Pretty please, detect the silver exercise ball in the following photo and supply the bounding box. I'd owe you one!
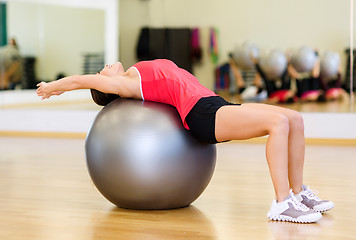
[291,46,317,72]
[320,51,340,78]
[85,98,216,210]
[259,48,287,79]
[233,41,259,69]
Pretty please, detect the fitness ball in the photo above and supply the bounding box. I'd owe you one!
[291,46,317,72]
[320,51,340,79]
[85,98,217,210]
[233,41,259,69]
[259,48,287,79]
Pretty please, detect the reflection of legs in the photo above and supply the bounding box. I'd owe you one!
[299,78,325,102]
[0,70,10,89]
[229,59,245,91]
[215,104,290,202]
[241,103,305,194]
[0,62,21,89]
[326,88,348,101]
[268,90,297,104]
[300,90,324,102]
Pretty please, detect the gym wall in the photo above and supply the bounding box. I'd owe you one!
[119,0,351,91]
[7,2,105,81]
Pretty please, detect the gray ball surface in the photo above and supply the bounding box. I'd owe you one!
[259,49,287,79]
[320,51,340,78]
[85,98,216,210]
[233,41,259,69]
[291,46,317,72]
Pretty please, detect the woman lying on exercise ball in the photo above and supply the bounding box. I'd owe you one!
[36,59,334,223]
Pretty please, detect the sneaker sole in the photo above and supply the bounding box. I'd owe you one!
[314,205,334,213]
[267,211,322,223]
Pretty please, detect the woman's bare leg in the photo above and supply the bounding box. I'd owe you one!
[215,104,291,202]
[240,103,305,195]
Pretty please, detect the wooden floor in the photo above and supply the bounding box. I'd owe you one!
[0,137,356,240]
[220,91,356,113]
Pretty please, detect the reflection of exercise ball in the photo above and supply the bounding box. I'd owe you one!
[233,41,259,69]
[85,98,216,210]
[291,46,317,72]
[259,49,287,79]
[92,206,216,239]
[320,51,340,78]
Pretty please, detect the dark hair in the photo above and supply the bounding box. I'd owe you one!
[90,89,120,106]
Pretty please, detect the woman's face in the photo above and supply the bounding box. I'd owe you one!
[99,62,125,76]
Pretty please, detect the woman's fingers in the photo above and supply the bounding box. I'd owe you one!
[36,81,45,87]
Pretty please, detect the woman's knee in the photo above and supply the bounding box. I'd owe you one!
[288,110,304,132]
[269,113,290,135]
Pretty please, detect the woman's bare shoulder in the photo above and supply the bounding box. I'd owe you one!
[117,69,142,99]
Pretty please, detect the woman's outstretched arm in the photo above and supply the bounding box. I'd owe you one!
[36,74,128,100]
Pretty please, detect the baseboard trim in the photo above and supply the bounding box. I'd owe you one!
[0,131,355,145]
[231,137,356,146]
[0,131,86,139]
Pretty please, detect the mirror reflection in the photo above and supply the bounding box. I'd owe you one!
[0,0,355,113]
[1,1,104,89]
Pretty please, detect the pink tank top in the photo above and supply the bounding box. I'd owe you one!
[130,59,217,129]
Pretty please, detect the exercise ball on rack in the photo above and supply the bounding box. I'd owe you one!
[85,98,217,210]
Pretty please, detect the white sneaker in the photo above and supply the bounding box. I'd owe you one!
[267,192,322,223]
[295,185,334,213]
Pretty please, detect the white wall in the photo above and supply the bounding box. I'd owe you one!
[7,2,105,81]
[5,0,354,90]
[119,0,352,90]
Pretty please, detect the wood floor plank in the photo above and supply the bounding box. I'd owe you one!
[0,137,355,239]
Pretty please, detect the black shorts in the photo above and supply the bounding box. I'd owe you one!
[185,96,240,144]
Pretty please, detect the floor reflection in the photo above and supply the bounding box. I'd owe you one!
[91,205,217,240]
[268,214,334,240]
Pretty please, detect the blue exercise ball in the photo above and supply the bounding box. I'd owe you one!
[85,98,216,210]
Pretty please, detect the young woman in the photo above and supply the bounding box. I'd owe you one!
[36,59,334,223]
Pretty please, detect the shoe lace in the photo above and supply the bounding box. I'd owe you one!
[290,192,310,211]
[305,187,321,200]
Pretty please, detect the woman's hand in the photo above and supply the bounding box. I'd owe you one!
[36,81,63,100]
